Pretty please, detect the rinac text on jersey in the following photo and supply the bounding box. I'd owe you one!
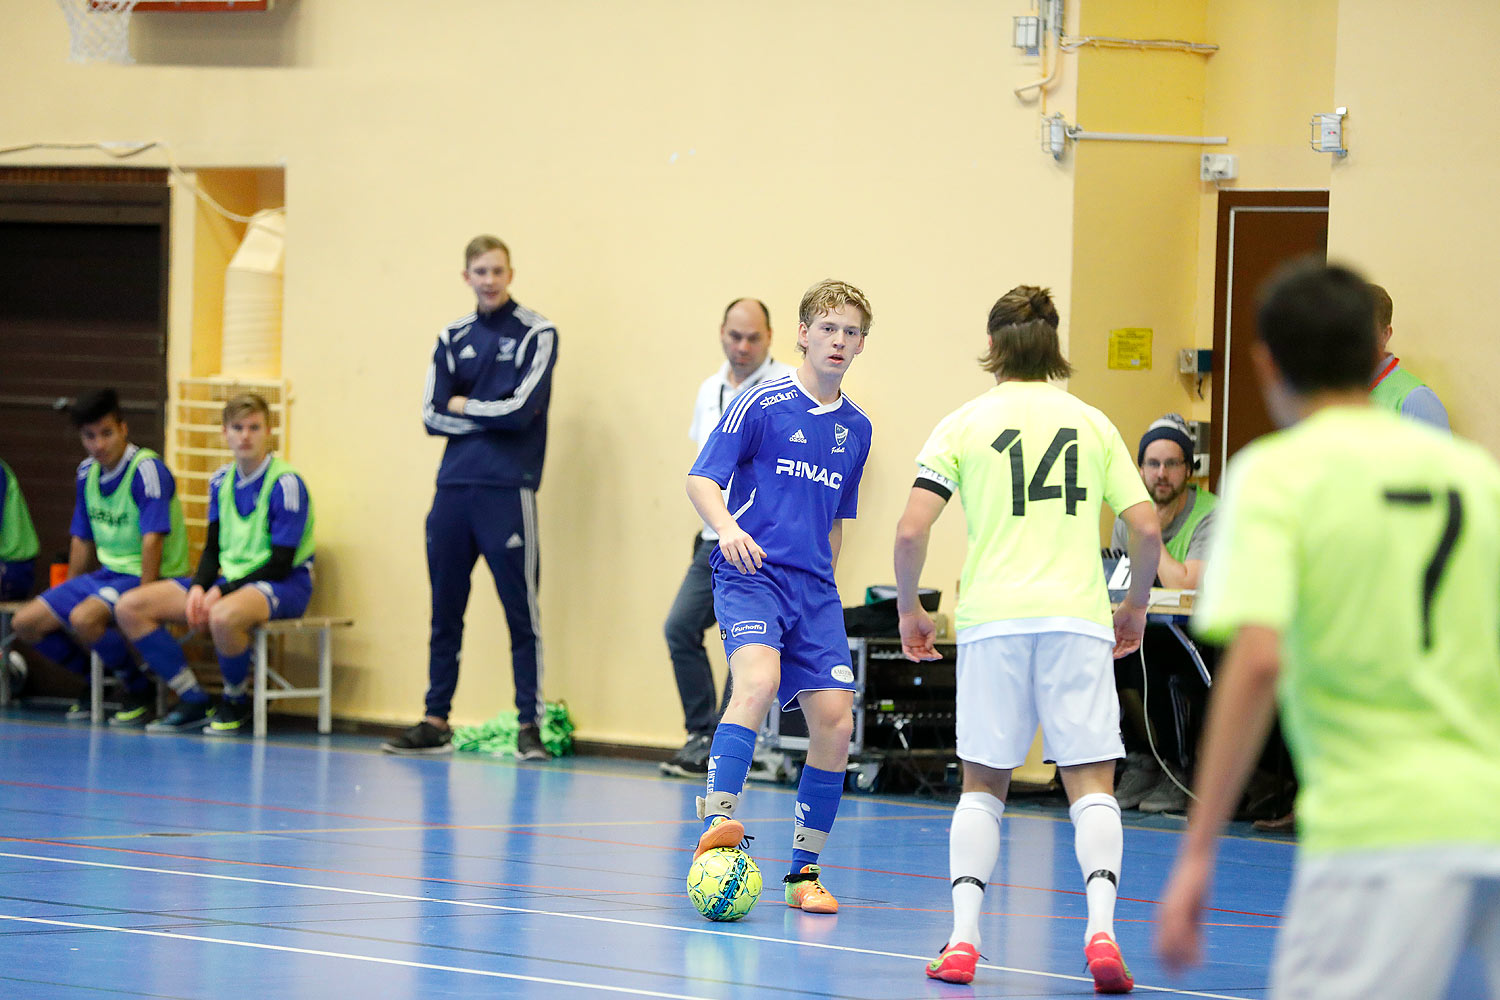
[691,373,872,583]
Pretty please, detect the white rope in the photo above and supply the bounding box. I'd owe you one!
[0,140,282,226]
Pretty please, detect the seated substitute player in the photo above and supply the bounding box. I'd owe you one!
[0,457,40,601]
[1157,262,1500,998]
[894,285,1161,991]
[117,393,315,734]
[685,279,874,915]
[7,389,190,724]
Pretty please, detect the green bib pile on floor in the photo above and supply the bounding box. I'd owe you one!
[452,701,574,757]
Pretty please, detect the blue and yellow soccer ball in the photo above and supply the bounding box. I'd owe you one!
[687,847,762,921]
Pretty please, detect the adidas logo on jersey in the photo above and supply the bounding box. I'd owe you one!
[505,533,524,549]
[789,429,807,444]
[458,345,477,359]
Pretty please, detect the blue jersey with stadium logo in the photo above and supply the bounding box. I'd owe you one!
[690,372,872,583]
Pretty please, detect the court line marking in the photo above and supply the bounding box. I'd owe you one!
[3,834,1284,921]
[0,833,1284,917]
[0,914,717,1000]
[0,850,1253,999]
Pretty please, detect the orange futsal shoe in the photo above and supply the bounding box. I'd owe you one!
[925,941,980,984]
[783,864,838,913]
[693,816,746,861]
[1084,932,1134,994]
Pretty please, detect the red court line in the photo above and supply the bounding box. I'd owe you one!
[0,779,410,824]
[0,836,676,897]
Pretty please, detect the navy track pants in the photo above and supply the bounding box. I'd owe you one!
[425,485,543,723]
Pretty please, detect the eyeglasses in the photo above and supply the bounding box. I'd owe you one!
[1142,458,1186,471]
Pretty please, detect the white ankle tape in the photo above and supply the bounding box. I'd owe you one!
[792,825,829,854]
[696,791,739,820]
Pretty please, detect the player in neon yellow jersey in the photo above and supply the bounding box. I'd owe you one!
[7,389,190,724]
[1157,262,1500,997]
[895,285,1161,992]
[117,393,315,735]
[0,457,39,601]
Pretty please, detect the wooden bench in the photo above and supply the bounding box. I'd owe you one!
[251,616,353,738]
[0,601,23,706]
[3,604,351,737]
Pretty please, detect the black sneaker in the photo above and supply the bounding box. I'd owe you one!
[205,698,251,735]
[382,720,453,756]
[660,732,711,777]
[108,691,157,728]
[146,700,213,733]
[515,724,550,761]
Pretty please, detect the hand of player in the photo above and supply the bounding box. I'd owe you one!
[195,586,224,630]
[184,585,208,629]
[446,395,469,415]
[716,525,765,574]
[1155,853,1211,972]
[899,610,941,661]
[1111,601,1147,658]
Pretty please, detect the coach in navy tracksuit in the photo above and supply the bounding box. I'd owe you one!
[384,235,558,760]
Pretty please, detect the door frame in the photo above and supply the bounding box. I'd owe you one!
[1210,190,1329,489]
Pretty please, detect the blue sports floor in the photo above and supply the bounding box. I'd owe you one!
[0,709,1298,998]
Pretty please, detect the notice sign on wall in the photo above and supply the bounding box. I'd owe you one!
[1108,328,1152,370]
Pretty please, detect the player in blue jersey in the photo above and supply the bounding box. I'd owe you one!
[117,394,316,734]
[385,235,559,759]
[7,389,186,725]
[686,279,874,914]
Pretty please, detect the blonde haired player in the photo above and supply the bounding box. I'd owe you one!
[894,285,1161,991]
[117,394,315,734]
[686,279,874,914]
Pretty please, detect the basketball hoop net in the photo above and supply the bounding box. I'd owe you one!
[56,0,142,65]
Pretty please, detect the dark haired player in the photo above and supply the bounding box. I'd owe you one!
[7,389,190,724]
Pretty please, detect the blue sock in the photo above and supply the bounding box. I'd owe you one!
[703,722,756,832]
[218,648,252,702]
[33,632,88,675]
[791,764,845,875]
[131,628,205,704]
[89,631,151,694]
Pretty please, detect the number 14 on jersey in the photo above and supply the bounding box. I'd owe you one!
[991,428,1087,516]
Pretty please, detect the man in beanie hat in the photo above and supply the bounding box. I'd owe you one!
[1108,414,1217,813]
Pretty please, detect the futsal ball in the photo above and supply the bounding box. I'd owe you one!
[687,847,762,921]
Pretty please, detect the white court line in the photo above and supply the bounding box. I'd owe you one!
[0,914,714,1000]
[0,851,1252,999]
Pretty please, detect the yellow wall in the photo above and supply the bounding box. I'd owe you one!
[1193,0,1337,423]
[1329,2,1500,452]
[1,2,1077,744]
[1069,0,1212,458]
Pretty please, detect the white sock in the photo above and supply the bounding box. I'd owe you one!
[1070,792,1123,944]
[948,791,1005,950]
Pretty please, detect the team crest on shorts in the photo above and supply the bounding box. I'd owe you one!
[730,620,767,637]
[831,665,854,683]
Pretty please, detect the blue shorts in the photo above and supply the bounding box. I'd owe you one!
[713,561,855,711]
[172,564,313,621]
[39,568,142,623]
[0,559,35,602]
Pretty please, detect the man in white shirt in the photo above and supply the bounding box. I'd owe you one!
[660,298,794,776]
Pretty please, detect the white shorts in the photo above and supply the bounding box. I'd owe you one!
[955,631,1123,770]
[1272,849,1500,1000]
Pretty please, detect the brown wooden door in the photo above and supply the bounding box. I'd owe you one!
[0,174,170,583]
[1209,191,1329,491]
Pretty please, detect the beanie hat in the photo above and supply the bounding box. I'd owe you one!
[1137,413,1195,466]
